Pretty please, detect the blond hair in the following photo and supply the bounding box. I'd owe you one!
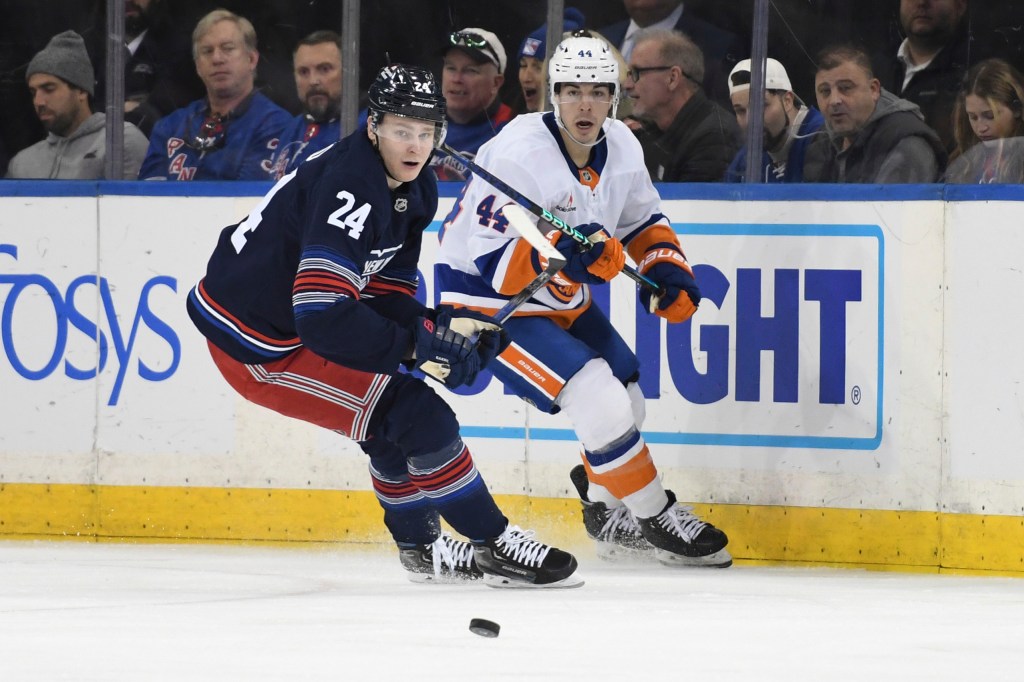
[192,9,257,59]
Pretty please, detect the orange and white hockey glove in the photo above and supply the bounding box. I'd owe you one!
[629,225,701,323]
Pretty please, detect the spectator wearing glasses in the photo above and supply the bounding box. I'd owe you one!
[431,28,515,181]
[723,58,825,183]
[623,28,740,182]
[138,9,291,180]
[6,30,149,179]
[804,43,946,183]
[268,30,344,180]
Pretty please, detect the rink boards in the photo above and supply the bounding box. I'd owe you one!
[1,181,1022,575]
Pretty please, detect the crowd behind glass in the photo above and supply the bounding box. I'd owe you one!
[1,0,1021,184]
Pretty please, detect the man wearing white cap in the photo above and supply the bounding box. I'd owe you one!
[432,28,515,181]
[723,57,825,183]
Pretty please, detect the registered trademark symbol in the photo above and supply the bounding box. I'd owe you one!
[851,385,862,405]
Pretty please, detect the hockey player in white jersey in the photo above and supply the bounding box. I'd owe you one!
[437,34,732,568]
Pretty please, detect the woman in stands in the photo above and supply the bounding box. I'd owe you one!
[945,58,1024,184]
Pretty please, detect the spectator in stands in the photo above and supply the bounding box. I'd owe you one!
[724,57,825,183]
[268,30,343,180]
[945,58,1024,183]
[517,8,587,113]
[431,28,514,181]
[623,28,740,182]
[138,9,291,181]
[5,30,148,179]
[601,0,745,105]
[881,0,975,154]
[120,0,203,137]
[804,44,946,183]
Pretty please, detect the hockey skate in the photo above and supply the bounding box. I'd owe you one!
[473,525,584,588]
[570,464,654,560]
[637,490,733,568]
[399,532,483,584]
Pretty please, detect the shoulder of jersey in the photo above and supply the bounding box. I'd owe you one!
[604,118,645,163]
[478,113,558,167]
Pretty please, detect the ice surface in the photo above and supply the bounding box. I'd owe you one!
[0,541,1021,681]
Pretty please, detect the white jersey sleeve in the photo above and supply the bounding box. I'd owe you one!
[436,113,670,320]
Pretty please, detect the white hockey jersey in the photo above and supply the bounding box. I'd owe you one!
[436,112,671,325]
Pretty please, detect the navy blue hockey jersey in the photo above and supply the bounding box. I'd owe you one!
[186,130,437,374]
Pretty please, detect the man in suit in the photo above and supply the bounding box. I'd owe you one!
[601,0,746,105]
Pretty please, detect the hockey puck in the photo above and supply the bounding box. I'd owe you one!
[468,618,500,638]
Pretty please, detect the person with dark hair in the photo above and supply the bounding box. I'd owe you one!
[805,43,946,183]
[724,57,825,183]
[268,30,343,179]
[6,30,148,179]
[881,0,975,153]
[119,0,204,137]
[945,58,1024,183]
[437,36,732,569]
[138,9,291,180]
[623,28,740,182]
[186,63,581,588]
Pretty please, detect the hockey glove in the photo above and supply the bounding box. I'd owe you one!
[414,307,511,387]
[637,247,701,324]
[441,306,512,357]
[553,232,625,285]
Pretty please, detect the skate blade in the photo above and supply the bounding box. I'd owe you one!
[654,548,733,568]
[594,542,655,562]
[482,573,586,589]
[406,572,482,585]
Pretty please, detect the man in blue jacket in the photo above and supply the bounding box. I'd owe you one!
[139,9,291,180]
[724,58,825,183]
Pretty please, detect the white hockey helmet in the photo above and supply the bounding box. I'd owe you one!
[548,35,620,123]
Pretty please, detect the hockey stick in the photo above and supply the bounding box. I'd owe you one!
[439,143,662,295]
[419,205,565,381]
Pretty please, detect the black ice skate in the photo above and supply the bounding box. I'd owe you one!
[570,464,653,560]
[473,525,584,588]
[399,532,483,584]
[637,490,733,568]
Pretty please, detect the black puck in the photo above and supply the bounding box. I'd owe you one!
[468,617,500,638]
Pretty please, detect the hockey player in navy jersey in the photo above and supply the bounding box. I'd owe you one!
[186,64,582,589]
[437,36,732,568]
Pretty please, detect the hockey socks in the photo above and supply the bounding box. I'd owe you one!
[370,438,506,544]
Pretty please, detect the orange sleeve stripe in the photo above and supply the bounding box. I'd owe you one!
[582,447,658,499]
[496,238,542,296]
[626,224,681,264]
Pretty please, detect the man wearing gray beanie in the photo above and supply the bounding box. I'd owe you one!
[6,30,148,179]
